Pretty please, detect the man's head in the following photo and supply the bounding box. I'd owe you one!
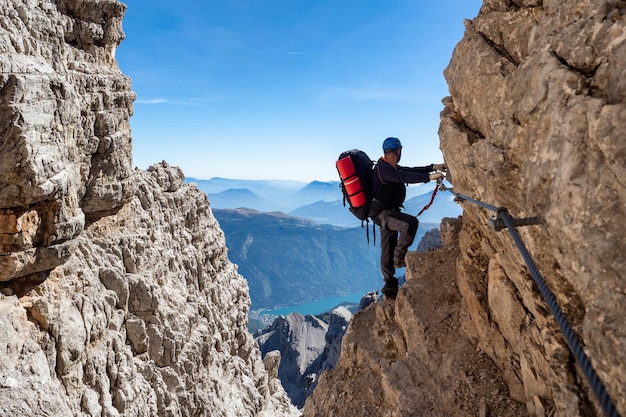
[382,137,402,163]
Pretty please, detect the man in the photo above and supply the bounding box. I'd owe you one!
[369,137,446,300]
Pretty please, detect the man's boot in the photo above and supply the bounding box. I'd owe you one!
[393,258,406,268]
[381,277,399,300]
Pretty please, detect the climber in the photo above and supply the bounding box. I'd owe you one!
[369,137,446,300]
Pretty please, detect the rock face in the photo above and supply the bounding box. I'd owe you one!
[440,0,625,415]
[0,0,134,283]
[0,1,297,416]
[304,1,625,416]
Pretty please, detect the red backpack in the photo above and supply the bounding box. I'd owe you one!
[336,149,374,221]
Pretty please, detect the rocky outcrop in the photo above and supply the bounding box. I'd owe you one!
[304,1,625,416]
[0,0,134,283]
[256,308,351,408]
[0,1,298,416]
[416,226,443,252]
[257,313,329,408]
[304,218,530,417]
[319,306,352,375]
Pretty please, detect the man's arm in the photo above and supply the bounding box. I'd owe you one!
[379,162,430,184]
[397,164,434,174]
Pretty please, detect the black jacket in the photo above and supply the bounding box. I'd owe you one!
[369,158,432,217]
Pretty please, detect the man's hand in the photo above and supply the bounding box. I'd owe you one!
[429,172,444,181]
[433,163,447,171]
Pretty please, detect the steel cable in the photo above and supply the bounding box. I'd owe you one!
[439,185,621,417]
[499,209,619,417]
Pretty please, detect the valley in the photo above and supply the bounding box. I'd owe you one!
[187,176,460,315]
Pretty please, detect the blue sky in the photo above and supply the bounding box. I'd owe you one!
[117,1,482,182]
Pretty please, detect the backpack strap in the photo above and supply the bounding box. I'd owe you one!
[358,218,376,245]
[361,218,376,245]
[372,220,376,245]
[376,163,388,185]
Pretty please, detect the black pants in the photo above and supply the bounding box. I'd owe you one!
[372,209,419,281]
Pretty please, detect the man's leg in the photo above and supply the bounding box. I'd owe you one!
[379,224,398,282]
[373,211,399,299]
[384,211,418,267]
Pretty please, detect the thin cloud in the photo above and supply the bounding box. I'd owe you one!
[135,97,224,105]
[135,98,167,104]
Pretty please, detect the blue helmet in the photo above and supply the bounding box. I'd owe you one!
[382,137,402,151]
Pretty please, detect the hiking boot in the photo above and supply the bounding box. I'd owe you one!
[381,277,399,300]
[394,258,406,269]
[381,285,398,300]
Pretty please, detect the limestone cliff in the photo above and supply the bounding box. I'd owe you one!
[0,1,298,416]
[304,1,625,416]
[441,0,625,414]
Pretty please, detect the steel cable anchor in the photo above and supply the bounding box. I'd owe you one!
[489,208,543,231]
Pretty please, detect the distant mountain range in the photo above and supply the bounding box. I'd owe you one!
[189,177,321,212]
[187,177,462,228]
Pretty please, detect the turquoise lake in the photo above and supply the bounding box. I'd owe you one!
[259,292,371,317]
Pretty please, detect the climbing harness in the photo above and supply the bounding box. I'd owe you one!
[440,183,621,417]
[416,176,443,217]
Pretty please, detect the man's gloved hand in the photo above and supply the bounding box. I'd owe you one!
[433,163,447,171]
[429,172,444,181]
